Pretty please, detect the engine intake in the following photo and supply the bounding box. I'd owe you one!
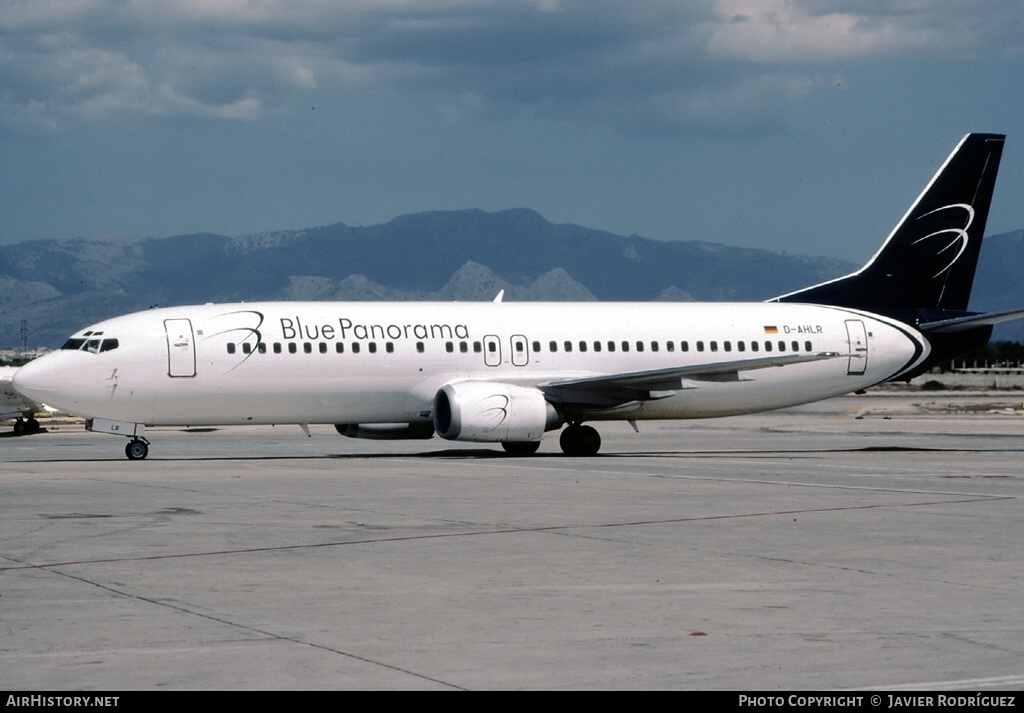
[433,381,560,442]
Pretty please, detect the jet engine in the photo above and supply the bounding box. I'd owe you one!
[433,381,560,442]
[334,422,435,440]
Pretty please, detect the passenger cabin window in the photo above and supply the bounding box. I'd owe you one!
[227,343,236,354]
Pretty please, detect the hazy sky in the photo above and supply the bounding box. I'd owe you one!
[1,1,1022,262]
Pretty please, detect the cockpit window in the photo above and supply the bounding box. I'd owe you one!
[61,337,119,353]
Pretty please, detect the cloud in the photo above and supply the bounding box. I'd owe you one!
[0,0,1019,136]
[707,1,933,62]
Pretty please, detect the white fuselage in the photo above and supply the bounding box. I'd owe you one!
[14,301,927,429]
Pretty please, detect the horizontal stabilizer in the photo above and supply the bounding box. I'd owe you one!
[918,308,1024,334]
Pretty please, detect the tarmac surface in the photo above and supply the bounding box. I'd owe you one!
[2,392,1023,690]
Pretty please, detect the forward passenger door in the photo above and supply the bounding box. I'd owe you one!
[165,319,197,378]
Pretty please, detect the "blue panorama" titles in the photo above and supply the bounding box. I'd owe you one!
[280,316,470,342]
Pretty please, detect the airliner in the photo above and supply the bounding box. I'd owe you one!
[1,366,45,435]
[13,133,1021,460]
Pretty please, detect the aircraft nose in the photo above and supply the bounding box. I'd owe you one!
[12,355,57,403]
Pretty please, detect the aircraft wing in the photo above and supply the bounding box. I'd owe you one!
[918,309,1024,334]
[540,352,843,408]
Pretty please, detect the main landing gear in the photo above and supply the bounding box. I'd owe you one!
[559,423,601,457]
[12,417,40,436]
[498,424,602,456]
[501,440,541,455]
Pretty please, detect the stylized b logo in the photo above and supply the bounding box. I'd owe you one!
[912,203,975,279]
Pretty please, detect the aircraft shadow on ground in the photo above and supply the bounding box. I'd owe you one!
[11,444,1024,464]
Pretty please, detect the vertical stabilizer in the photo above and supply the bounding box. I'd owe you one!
[776,134,1004,314]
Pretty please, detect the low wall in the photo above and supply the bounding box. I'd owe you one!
[911,369,1024,390]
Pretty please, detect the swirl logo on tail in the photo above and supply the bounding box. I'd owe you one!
[911,203,975,279]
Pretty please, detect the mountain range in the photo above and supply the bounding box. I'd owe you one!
[2,208,1022,348]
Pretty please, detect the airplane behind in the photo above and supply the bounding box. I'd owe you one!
[13,134,1020,460]
[1,366,46,435]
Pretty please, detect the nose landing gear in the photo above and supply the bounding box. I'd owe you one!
[125,438,150,460]
[85,418,150,460]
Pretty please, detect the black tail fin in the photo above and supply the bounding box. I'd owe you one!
[776,133,1005,316]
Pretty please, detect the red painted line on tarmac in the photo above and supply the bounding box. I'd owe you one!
[0,495,1011,573]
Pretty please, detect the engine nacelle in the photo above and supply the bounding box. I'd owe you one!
[334,422,435,440]
[433,381,560,442]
